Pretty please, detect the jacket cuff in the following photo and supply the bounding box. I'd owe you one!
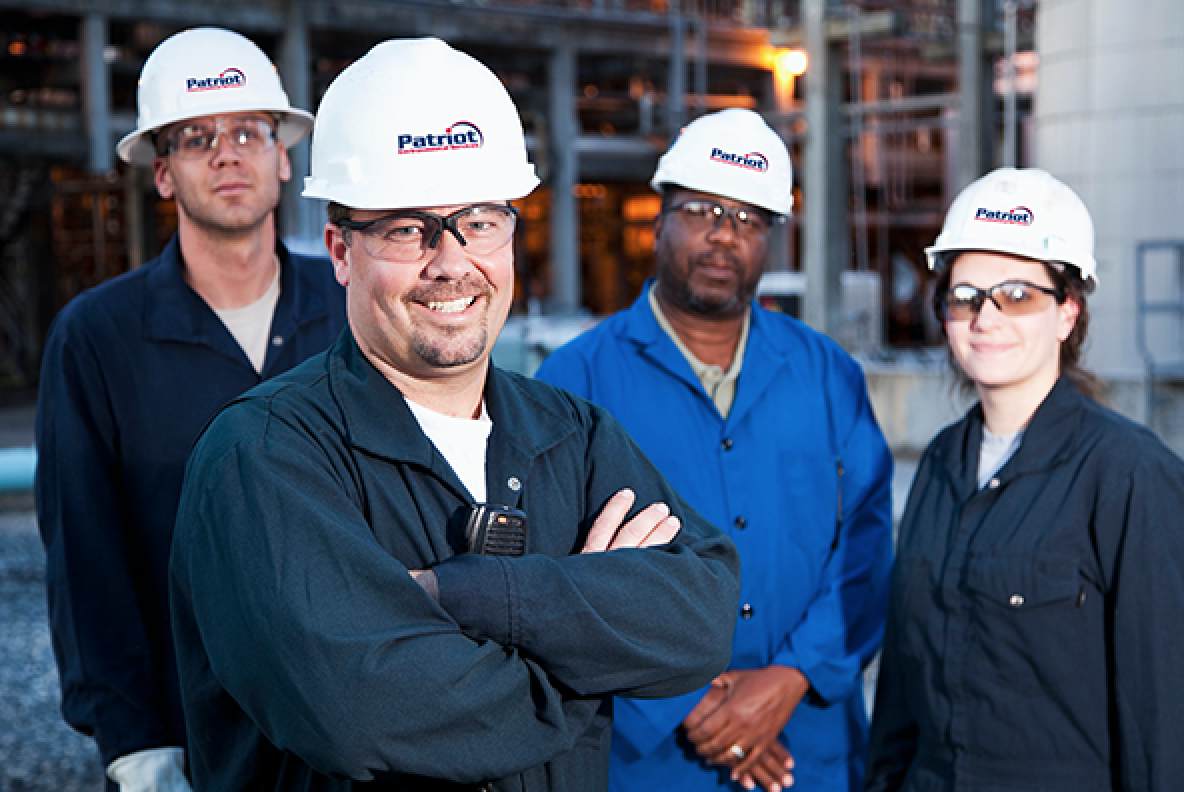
[612,687,707,758]
[107,746,191,791]
[773,646,851,706]
[433,554,513,645]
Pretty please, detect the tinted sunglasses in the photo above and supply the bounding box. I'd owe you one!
[938,280,1066,322]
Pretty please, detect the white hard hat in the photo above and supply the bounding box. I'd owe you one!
[116,28,314,167]
[926,167,1098,287]
[303,38,539,209]
[651,108,793,216]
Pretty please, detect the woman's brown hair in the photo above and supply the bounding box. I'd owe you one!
[931,254,1105,403]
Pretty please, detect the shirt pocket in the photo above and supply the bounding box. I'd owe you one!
[963,556,1080,694]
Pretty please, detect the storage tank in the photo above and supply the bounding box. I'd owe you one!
[1035,0,1184,411]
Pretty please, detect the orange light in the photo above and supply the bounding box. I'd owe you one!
[774,49,808,81]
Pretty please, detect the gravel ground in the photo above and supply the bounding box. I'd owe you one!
[0,512,104,792]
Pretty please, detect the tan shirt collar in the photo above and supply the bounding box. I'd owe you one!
[648,282,750,419]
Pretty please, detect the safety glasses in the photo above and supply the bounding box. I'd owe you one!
[160,116,278,160]
[336,204,519,263]
[938,280,1066,322]
[663,200,778,236]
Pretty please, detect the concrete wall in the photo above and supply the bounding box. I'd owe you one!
[861,360,975,456]
[1035,0,1184,379]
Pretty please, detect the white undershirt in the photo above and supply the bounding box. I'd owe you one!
[405,399,493,502]
[978,425,1024,490]
[213,265,281,374]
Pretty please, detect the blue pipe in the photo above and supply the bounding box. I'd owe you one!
[0,447,36,493]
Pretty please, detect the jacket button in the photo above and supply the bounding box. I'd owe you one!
[721,438,733,451]
[1009,594,1024,607]
[988,477,1000,489]
[272,335,284,346]
[734,516,747,530]
[740,604,754,619]
[507,476,521,492]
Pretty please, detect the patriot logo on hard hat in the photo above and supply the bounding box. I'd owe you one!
[975,206,1034,226]
[187,68,247,93]
[398,121,484,155]
[710,148,769,173]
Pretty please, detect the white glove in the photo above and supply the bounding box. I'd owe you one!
[107,746,192,792]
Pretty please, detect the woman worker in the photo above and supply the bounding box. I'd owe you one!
[864,167,1184,792]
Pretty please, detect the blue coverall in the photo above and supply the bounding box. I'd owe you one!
[536,287,894,791]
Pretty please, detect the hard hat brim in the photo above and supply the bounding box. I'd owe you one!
[925,242,1099,290]
[116,106,315,167]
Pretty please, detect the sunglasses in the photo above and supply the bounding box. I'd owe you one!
[938,280,1066,322]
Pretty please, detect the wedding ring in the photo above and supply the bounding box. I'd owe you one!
[730,744,746,761]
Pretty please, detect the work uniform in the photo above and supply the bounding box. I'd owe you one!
[34,235,347,767]
[169,328,742,792]
[536,289,895,791]
[866,376,1184,792]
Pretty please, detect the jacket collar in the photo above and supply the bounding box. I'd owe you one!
[938,374,1086,497]
[622,279,791,427]
[330,329,439,471]
[143,234,330,371]
[329,329,576,506]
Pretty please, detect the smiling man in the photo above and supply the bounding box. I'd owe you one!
[537,109,894,792]
[168,38,740,792]
[35,27,346,792]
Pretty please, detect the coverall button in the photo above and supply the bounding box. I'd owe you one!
[740,603,754,619]
[734,516,747,530]
[1009,594,1024,607]
[507,476,521,492]
[988,477,1000,489]
[721,437,733,451]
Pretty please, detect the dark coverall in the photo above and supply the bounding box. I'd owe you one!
[35,235,346,768]
[866,376,1184,792]
[170,329,743,792]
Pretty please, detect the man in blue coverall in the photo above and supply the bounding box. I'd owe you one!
[537,108,895,792]
[34,28,345,791]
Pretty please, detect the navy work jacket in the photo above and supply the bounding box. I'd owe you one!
[866,376,1184,792]
[537,288,894,791]
[169,329,742,791]
[35,234,346,766]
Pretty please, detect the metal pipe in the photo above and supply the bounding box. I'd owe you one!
[845,4,870,272]
[957,0,983,189]
[280,0,315,243]
[667,1,685,136]
[548,37,581,314]
[693,6,707,116]
[82,13,112,174]
[1002,0,1018,167]
[803,0,841,334]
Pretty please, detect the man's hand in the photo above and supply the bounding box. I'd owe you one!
[581,489,681,553]
[682,665,810,791]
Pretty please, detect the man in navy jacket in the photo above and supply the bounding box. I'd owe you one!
[170,38,740,792]
[538,109,894,792]
[34,28,345,791]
